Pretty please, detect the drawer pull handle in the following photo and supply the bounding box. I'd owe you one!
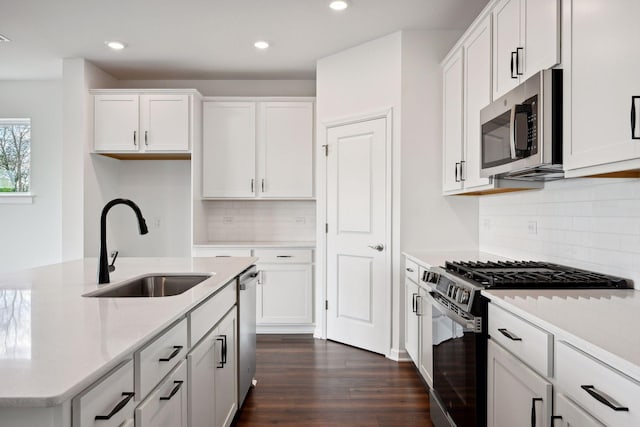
[498,328,522,341]
[160,381,184,401]
[94,392,135,420]
[216,335,227,368]
[531,398,542,427]
[276,255,293,258]
[406,268,415,273]
[581,385,629,412]
[158,345,183,362]
[412,293,418,313]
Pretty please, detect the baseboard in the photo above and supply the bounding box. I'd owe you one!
[256,324,316,334]
[388,347,411,362]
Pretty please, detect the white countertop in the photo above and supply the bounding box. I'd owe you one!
[484,288,640,382]
[0,256,256,407]
[194,241,316,248]
[403,250,511,268]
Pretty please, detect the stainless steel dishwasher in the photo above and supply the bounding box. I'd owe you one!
[238,265,258,407]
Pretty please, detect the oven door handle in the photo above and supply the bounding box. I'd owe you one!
[424,291,482,333]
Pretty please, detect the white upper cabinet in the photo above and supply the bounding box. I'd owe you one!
[202,99,314,199]
[93,91,194,154]
[442,49,464,193]
[564,0,640,176]
[258,102,314,198]
[492,0,559,99]
[463,15,493,190]
[202,102,257,198]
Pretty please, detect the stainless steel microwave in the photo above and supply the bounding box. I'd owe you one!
[480,69,563,180]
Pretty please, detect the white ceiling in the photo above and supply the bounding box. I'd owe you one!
[0,0,489,80]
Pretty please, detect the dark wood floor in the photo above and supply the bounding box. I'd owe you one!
[234,335,434,427]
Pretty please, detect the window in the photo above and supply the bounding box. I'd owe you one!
[0,118,31,194]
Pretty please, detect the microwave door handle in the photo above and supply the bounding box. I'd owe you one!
[510,104,518,159]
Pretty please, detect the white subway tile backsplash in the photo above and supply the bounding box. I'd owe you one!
[201,200,316,242]
[479,178,640,289]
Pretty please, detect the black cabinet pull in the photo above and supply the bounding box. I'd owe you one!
[516,47,524,76]
[95,392,135,420]
[216,335,227,368]
[550,415,562,426]
[144,130,148,146]
[406,267,415,273]
[498,328,522,341]
[531,398,542,427]
[455,162,461,182]
[276,255,293,258]
[412,293,418,313]
[511,51,518,79]
[460,160,466,181]
[158,345,183,362]
[159,380,184,401]
[133,130,137,146]
[581,385,629,412]
[632,96,639,139]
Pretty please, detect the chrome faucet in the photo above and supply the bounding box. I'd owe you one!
[98,198,148,284]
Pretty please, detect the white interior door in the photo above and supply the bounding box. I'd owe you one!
[326,117,389,355]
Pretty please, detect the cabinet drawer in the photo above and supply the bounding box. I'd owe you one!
[404,259,419,283]
[189,280,236,346]
[556,341,640,427]
[135,360,188,427]
[254,248,312,264]
[488,303,553,377]
[192,247,252,257]
[135,318,188,400]
[72,360,135,427]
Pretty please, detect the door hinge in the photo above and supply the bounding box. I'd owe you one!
[322,144,328,157]
[325,300,328,310]
[325,223,328,233]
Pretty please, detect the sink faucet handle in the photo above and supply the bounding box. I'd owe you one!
[108,251,119,273]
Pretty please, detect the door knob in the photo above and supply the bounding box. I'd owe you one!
[368,244,384,252]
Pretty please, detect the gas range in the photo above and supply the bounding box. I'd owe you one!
[422,260,631,316]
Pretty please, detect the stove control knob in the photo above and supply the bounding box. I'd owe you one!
[452,286,459,300]
[459,290,470,304]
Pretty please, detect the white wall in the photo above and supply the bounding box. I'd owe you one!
[0,81,63,273]
[117,80,315,96]
[316,31,479,358]
[480,178,640,289]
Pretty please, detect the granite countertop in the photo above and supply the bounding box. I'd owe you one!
[483,288,640,383]
[0,256,256,407]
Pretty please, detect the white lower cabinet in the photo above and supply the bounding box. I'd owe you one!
[72,360,135,427]
[188,308,238,427]
[257,263,313,325]
[405,277,419,363]
[136,360,188,427]
[487,339,552,427]
[418,288,433,387]
[553,393,604,427]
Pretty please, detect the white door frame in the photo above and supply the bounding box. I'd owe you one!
[315,108,393,357]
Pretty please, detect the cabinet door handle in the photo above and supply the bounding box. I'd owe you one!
[455,162,460,182]
[251,178,254,193]
[581,385,629,412]
[261,178,265,192]
[412,293,418,313]
[516,47,524,76]
[550,416,562,426]
[144,130,148,146]
[133,130,137,146]
[94,392,135,420]
[158,345,183,362]
[531,398,542,427]
[460,160,466,181]
[216,335,227,368]
[159,381,184,401]
[632,96,639,139]
[415,295,422,316]
[511,51,518,79]
[498,328,522,341]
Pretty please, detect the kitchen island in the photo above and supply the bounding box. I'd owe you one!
[0,256,256,426]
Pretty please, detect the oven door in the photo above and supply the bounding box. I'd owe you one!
[427,291,487,427]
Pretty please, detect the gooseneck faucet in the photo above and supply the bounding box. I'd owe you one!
[98,198,149,284]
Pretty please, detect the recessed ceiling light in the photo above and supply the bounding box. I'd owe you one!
[329,0,349,11]
[105,41,126,50]
[254,40,270,50]
[0,34,11,42]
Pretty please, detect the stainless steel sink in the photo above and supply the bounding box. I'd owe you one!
[85,274,213,298]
